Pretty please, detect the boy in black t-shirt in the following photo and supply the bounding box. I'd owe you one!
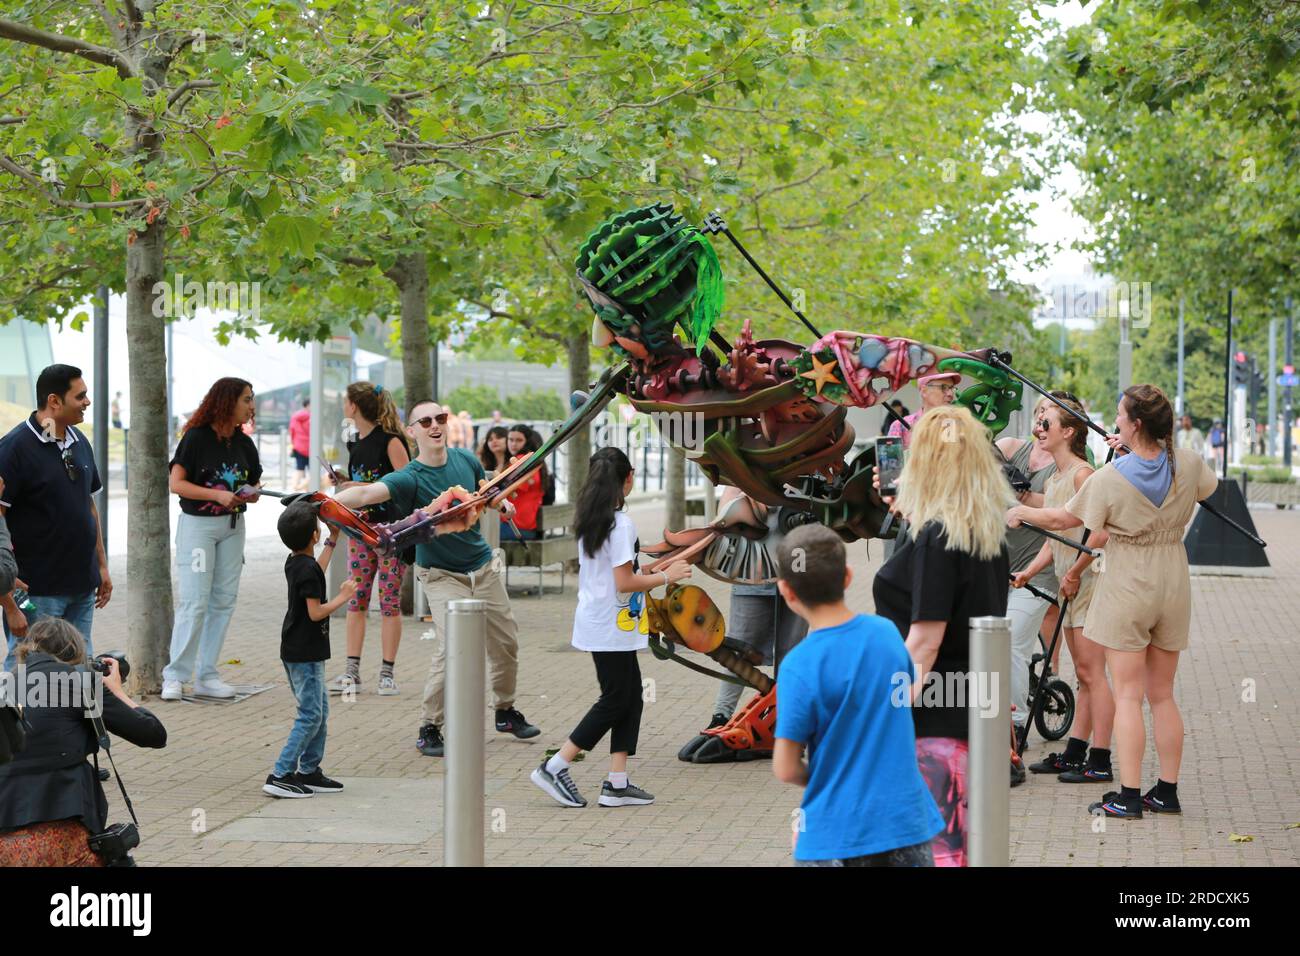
[264,502,356,799]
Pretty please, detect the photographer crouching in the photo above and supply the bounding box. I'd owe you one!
[0,619,165,866]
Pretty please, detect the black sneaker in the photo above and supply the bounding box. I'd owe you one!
[530,758,587,808]
[598,780,655,807]
[97,766,111,782]
[263,774,313,798]
[1028,752,1081,774]
[416,723,444,757]
[1011,757,1027,788]
[1059,765,1114,783]
[1142,785,1182,814]
[495,708,541,739]
[294,768,344,793]
[1088,791,1143,819]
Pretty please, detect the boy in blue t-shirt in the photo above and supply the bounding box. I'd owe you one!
[772,523,943,866]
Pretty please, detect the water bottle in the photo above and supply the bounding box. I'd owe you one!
[11,589,35,613]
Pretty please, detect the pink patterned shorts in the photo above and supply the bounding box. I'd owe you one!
[347,538,405,616]
[915,736,968,867]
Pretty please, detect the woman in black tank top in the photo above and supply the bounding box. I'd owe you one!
[327,383,411,696]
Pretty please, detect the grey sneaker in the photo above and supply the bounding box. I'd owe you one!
[530,758,587,808]
[377,675,399,696]
[328,674,360,695]
[598,780,655,807]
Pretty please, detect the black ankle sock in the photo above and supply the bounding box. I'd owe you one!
[382,659,394,667]
[1155,779,1178,800]
[1120,785,1141,808]
[1088,747,1112,770]
[1063,737,1088,761]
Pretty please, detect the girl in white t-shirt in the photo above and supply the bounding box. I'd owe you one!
[530,448,691,809]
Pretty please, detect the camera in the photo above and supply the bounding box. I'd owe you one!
[90,651,130,681]
[1002,461,1032,494]
[87,821,139,867]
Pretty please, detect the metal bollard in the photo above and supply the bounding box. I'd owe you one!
[967,615,1011,867]
[444,598,486,867]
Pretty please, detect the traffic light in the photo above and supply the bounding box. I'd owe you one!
[1233,351,1250,387]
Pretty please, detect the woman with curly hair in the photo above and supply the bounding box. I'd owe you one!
[161,377,262,701]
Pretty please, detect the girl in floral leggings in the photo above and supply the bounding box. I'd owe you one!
[328,382,411,696]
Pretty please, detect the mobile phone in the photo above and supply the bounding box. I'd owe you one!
[875,435,904,497]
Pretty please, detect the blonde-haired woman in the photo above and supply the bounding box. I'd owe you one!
[1011,395,1114,783]
[873,404,1012,866]
[327,382,411,695]
[1009,384,1217,819]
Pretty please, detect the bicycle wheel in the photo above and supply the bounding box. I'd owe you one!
[1034,678,1075,742]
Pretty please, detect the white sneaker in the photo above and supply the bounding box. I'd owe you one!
[160,680,183,701]
[193,678,237,699]
[377,675,399,696]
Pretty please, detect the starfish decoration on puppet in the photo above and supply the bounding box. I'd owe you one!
[789,348,848,402]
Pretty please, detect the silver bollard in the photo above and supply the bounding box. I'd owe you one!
[279,428,288,487]
[967,615,1011,867]
[444,598,486,867]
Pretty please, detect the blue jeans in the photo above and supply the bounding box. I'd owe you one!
[4,590,96,672]
[163,513,246,684]
[274,661,328,778]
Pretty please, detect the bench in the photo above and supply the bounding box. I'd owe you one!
[501,502,578,596]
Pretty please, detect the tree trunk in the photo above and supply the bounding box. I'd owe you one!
[666,445,686,530]
[123,48,173,695]
[124,213,173,694]
[391,251,432,410]
[566,335,592,502]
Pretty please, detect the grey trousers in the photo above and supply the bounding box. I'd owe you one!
[710,590,808,716]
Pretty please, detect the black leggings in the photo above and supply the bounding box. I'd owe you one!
[569,651,643,755]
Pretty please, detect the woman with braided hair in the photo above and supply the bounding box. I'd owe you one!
[1008,384,1219,819]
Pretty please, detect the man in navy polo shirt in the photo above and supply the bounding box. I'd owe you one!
[0,364,112,671]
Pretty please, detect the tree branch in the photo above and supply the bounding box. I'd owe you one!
[0,154,142,209]
[167,79,217,108]
[0,17,134,76]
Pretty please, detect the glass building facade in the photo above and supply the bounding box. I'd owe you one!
[0,319,54,407]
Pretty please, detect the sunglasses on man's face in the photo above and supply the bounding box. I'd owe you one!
[413,413,449,429]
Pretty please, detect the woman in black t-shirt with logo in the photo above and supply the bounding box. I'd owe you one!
[326,382,411,696]
[871,405,1012,867]
[161,378,262,701]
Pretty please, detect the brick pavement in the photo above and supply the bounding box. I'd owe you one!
[82,504,1300,866]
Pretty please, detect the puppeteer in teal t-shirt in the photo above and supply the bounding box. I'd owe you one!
[379,449,492,573]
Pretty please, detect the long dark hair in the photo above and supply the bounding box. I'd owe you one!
[509,424,549,496]
[1123,384,1177,481]
[574,446,633,559]
[479,426,509,472]
[186,377,252,433]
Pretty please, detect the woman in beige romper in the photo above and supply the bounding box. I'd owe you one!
[1011,396,1115,783]
[1008,385,1217,819]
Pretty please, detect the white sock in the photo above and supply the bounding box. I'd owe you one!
[545,754,569,775]
[608,771,628,789]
